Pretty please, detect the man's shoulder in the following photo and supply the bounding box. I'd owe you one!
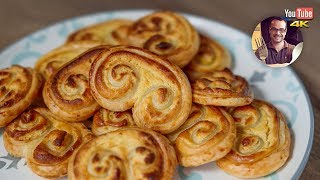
[287,43,295,52]
[288,42,295,47]
[285,41,295,49]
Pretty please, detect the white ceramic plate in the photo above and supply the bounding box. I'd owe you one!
[0,10,314,180]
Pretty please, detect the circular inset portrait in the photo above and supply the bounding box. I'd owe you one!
[252,16,303,67]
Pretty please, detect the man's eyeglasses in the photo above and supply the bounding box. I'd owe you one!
[270,27,286,33]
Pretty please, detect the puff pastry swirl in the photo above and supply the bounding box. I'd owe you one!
[167,104,236,167]
[43,46,111,121]
[35,41,103,80]
[4,109,52,157]
[89,45,192,134]
[192,68,253,106]
[67,19,132,45]
[4,108,94,178]
[92,108,135,136]
[0,65,42,127]
[216,100,291,178]
[184,34,232,81]
[68,127,177,180]
[127,11,200,67]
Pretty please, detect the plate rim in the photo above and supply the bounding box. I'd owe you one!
[0,9,314,179]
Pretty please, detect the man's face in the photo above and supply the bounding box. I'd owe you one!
[269,20,287,43]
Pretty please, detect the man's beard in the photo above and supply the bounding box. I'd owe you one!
[272,35,284,43]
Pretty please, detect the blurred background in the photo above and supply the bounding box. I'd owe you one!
[0,0,319,179]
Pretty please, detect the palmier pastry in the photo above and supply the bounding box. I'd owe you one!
[0,65,42,127]
[92,108,135,136]
[68,127,177,180]
[89,46,192,134]
[4,108,94,178]
[67,19,132,45]
[3,108,52,157]
[184,34,232,81]
[216,100,291,178]
[192,68,253,106]
[167,104,236,167]
[43,45,111,122]
[127,11,200,67]
[35,41,103,80]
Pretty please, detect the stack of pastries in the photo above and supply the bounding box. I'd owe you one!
[0,11,290,179]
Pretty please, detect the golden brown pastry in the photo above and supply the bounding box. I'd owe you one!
[127,11,200,67]
[26,122,93,178]
[43,45,111,122]
[31,79,46,107]
[167,104,236,167]
[35,41,103,80]
[67,19,132,45]
[216,100,291,178]
[3,109,52,157]
[184,34,232,81]
[0,65,42,127]
[89,46,192,134]
[192,68,253,106]
[92,108,135,136]
[4,108,94,178]
[68,127,177,180]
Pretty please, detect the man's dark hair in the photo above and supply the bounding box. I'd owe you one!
[269,16,287,28]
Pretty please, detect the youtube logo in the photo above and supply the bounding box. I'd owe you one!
[296,7,313,20]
